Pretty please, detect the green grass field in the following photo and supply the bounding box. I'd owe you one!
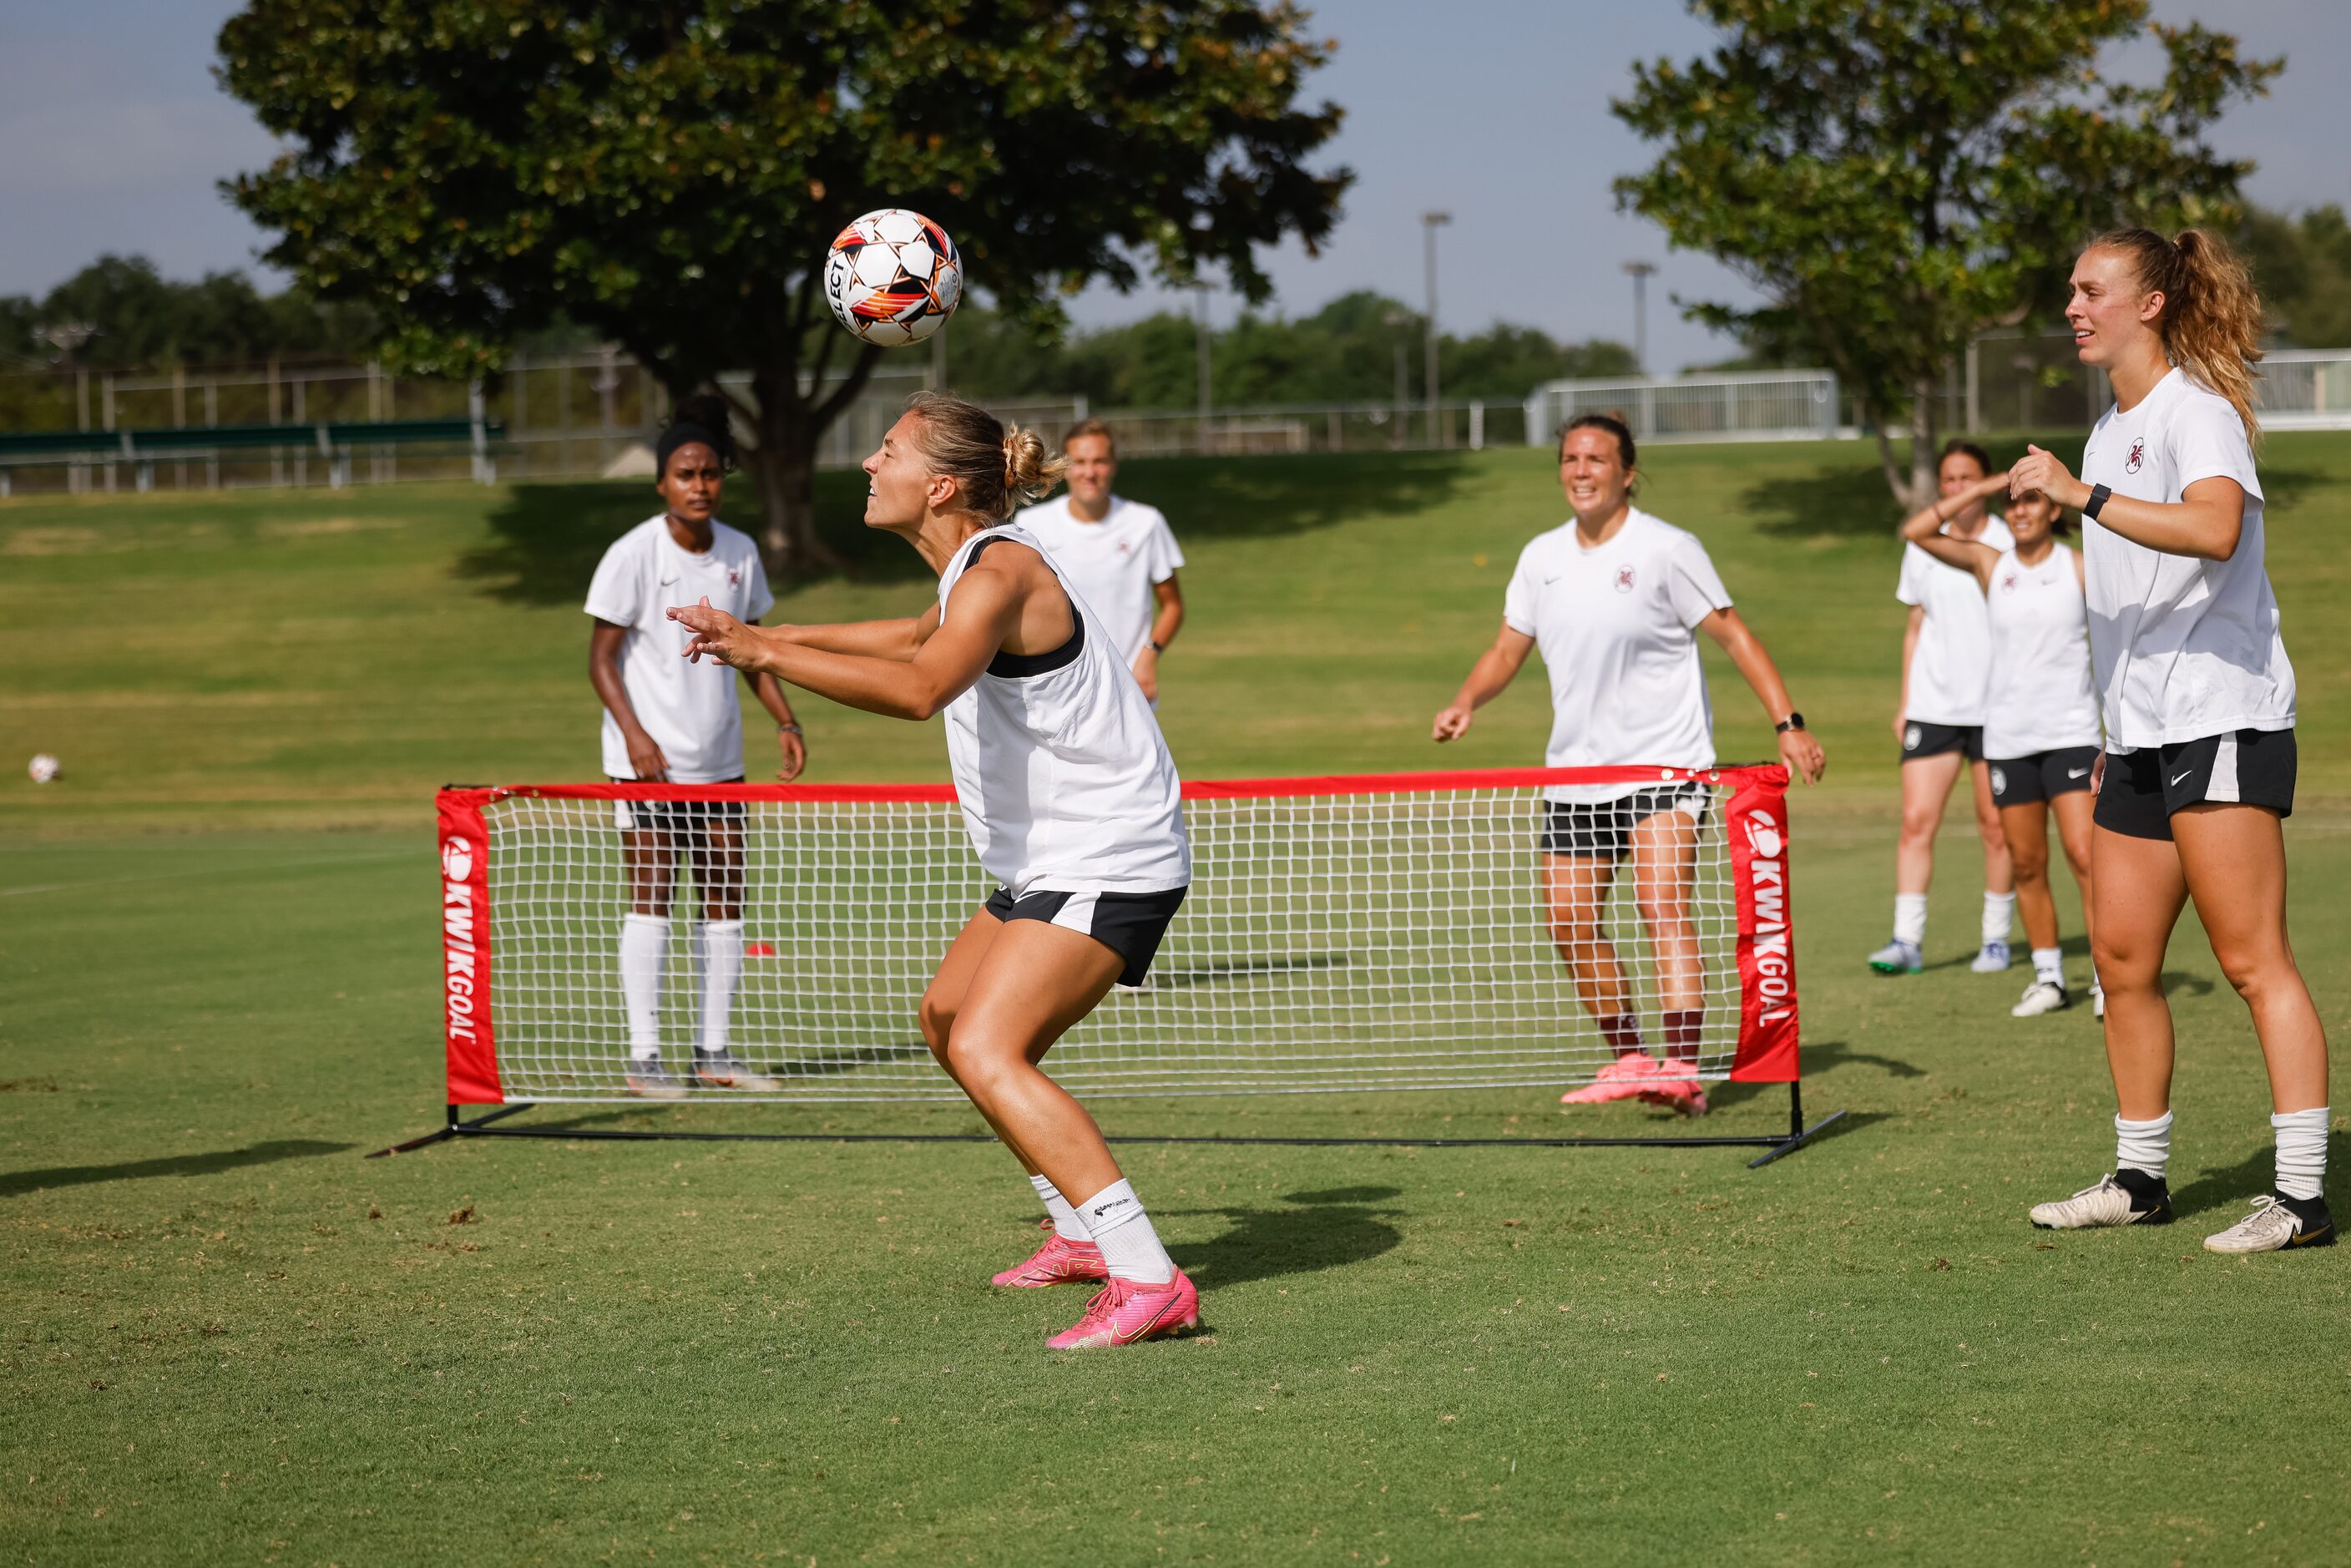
[5,437,2349,1564]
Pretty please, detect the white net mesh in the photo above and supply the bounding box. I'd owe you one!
[459,771,1770,1102]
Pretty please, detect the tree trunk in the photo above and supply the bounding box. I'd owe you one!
[1865,372,1945,516]
[746,403,837,574]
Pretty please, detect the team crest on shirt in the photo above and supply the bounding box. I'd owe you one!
[2000,571,2020,594]
[727,568,742,588]
[1116,540,1133,556]
[1613,565,1636,594]
[2126,438,2144,474]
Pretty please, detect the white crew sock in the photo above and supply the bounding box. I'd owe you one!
[2273,1107,2329,1202]
[2115,1110,2173,1181]
[619,913,670,1058]
[1075,1178,1175,1284]
[1893,893,1928,948]
[696,918,744,1054]
[1030,1173,1093,1242]
[2032,947,2065,986]
[1982,891,2015,947]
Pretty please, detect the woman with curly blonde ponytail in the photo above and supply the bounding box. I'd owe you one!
[666,392,1202,1347]
[2010,230,2329,1256]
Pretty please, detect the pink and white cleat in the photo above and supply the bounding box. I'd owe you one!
[1640,1060,1711,1117]
[1561,1051,1662,1105]
[1045,1269,1201,1348]
[992,1234,1109,1289]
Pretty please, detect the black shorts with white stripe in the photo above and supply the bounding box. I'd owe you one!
[2092,728,2297,842]
[983,885,1189,987]
[1988,746,2101,809]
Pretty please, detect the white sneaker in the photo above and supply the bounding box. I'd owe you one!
[1971,940,2012,974]
[2011,979,2069,1017]
[2091,983,2106,1019]
[2029,1171,2172,1229]
[1868,938,1923,975]
[2203,1193,2336,1254]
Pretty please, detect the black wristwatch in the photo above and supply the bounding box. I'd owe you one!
[1775,713,1806,733]
[2084,483,2112,521]
[1149,640,1167,655]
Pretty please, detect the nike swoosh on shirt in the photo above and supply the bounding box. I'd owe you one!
[2171,770,2194,787]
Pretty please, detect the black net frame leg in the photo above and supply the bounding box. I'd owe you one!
[367,1085,1850,1162]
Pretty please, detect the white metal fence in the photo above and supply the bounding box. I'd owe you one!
[2255,349,2351,429]
[1523,369,1845,448]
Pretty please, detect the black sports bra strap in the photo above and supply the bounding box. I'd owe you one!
[963,534,1084,677]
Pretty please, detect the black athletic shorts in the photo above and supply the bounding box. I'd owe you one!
[1900,720,1983,762]
[2092,729,2298,842]
[610,776,747,834]
[1987,746,2101,809]
[1539,784,1711,862]
[984,884,1189,987]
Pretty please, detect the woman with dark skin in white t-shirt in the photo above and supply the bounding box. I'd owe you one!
[1433,416,1824,1116]
[2014,230,2331,1254]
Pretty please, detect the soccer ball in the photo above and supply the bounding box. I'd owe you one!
[28,754,59,784]
[822,209,963,347]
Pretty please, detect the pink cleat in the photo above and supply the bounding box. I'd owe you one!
[992,1233,1109,1288]
[1561,1051,1663,1105]
[1046,1269,1201,1348]
[1640,1059,1711,1117]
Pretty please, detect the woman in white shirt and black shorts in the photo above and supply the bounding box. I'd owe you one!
[1433,413,1825,1117]
[2015,230,2331,1255]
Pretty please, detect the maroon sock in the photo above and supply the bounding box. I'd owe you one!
[1598,1014,1645,1055]
[1661,1009,1704,1064]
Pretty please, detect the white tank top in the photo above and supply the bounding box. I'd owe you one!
[937,522,1191,898]
[1981,543,2102,758]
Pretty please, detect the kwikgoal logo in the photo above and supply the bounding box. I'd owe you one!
[1742,810,1795,1024]
[441,833,483,1044]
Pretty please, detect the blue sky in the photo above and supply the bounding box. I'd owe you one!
[3,1,2345,370]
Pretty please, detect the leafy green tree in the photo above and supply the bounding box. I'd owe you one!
[0,255,377,375]
[2240,205,2351,349]
[1615,2,2278,509]
[217,1,1347,568]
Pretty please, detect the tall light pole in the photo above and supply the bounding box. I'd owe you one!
[1422,211,1452,446]
[1192,282,1214,422]
[1621,260,1657,376]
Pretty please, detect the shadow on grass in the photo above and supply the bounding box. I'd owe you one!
[2170,1132,2351,1220]
[1165,1184,1405,1291]
[0,1139,353,1198]
[456,449,1483,603]
[1745,460,1903,540]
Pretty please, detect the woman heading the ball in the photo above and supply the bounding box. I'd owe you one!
[1898,478,2102,1019]
[1433,413,1825,1116]
[2016,230,2331,1255]
[668,392,1201,1346]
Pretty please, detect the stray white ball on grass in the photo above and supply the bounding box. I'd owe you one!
[28,754,60,784]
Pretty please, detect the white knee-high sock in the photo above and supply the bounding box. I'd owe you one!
[2115,1110,2173,1181]
[1030,1173,1093,1242]
[619,913,670,1057]
[696,918,744,1053]
[1982,892,2015,946]
[1076,1179,1175,1284]
[2032,947,2065,985]
[1893,893,1928,947]
[2273,1107,2328,1202]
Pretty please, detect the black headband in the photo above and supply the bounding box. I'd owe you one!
[656,421,725,476]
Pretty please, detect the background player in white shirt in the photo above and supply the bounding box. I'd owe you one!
[1871,443,2016,978]
[584,395,806,1099]
[1432,413,1825,1117]
[2012,229,2331,1255]
[669,392,1200,1349]
[1014,419,1185,702]
[1901,483,2101,1019]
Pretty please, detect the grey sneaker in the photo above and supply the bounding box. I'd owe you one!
[625,1056,687,1100]
[2030,1171,2172,1229]
[2203,1193,2336,1254]
[2011,979,2070,1017]
[692,1048,781,1092]
[1971,940,2012,974]
[1868,938,1923,975]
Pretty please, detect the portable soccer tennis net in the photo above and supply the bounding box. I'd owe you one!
[400,765,1841,1161]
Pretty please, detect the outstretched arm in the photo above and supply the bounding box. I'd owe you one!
[1433,622,1536,742]
[1698,608,1826,785]
[670,579,1010,722]
[2010,445,2246,561]
[762,609,940,660]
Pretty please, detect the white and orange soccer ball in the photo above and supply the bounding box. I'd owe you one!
[28,753,59,784]
[822,208,963,347]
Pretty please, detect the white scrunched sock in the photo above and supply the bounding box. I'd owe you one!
[1076,1178,1175,1284]
[2273,1107,2328,1202]
[1982,891,2015,946]
[1893,893,1928,948]
[2115,1110,2173,1181]
[1030,1173,1092,1242]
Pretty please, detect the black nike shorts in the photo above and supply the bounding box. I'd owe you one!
[2093,729,2297,842]
[984,884,1189,987]
[1987,746,2101,809]
[1538,784,1711,862]
[1900,720,1983,762]
[610,776,746,834]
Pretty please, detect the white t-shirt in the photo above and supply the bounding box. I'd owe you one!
[1501,508,1735,802]
[1013,494,1184,665]
[2081,367,2293,751]
[1896,514,2014,726]
[1982,544,2102,758]
[583,516,774,782]
[937,524,1191,897]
